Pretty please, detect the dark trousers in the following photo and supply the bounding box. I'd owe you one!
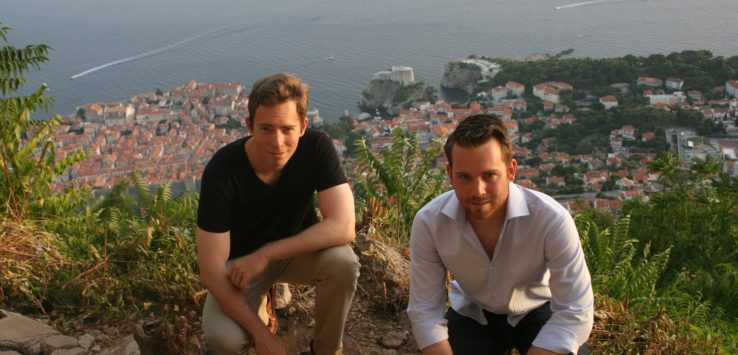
[445,302,589,355]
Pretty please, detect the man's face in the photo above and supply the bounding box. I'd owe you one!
[247,100,307,171]
[447,138,517,221]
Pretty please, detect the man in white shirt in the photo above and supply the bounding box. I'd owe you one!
[407,114,593,355]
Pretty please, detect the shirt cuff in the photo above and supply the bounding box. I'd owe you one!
[532,325,579,354]
[410,320,449,350]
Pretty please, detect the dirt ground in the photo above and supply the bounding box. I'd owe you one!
[71,282,419,355]
[272,284,419,355]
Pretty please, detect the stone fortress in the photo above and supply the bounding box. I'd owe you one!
[372,66,415,86]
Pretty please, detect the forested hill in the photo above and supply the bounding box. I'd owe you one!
[485,50,738,95]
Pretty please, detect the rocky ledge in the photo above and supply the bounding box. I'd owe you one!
[0,309,139,355]
[440,61,482,93]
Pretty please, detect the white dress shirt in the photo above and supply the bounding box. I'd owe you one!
[407,182,594,354]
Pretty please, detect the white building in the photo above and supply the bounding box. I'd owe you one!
[648,91,686,106]
[599,95,618,109]
[211,98,235,116]
[78,103,104,123]
[135,108,171,124]
[665,77,684,90]
[487,86,507,103]
[103,103,134,121]
[726,80,738,98]
[687,90,703,100]
[214,82,243,96]
[637,76,663,88]
[372,66,415,86]
[307,108,324,127]
[505,81,525,97]
[533,84,560,104]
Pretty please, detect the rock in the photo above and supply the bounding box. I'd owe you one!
[378,331,407,349]
[21,342,41,355]
[273,283,292,310]
[0,309,59,343]
[0,309,59,353]
[353,233,410,312]
[95,334,111,344]
[42,335,79,353]
[440,61,482,93]
[49,347,87,355]
[102,326,117,336]
[97,335,139,355]
[78,333,95,350]
[122,338,140,355]
[0,309,151,355]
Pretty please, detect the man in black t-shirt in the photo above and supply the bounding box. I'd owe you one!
[197,73,359,355]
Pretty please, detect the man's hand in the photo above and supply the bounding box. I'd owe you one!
[254,331,286,355]
[526,346,565,355]
[227,250,269,289]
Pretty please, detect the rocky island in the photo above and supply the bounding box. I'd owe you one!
[358,66,432,116]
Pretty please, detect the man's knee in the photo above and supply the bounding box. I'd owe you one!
[202,294,254,355]
[204,327,252,355]
[317,245,360,285]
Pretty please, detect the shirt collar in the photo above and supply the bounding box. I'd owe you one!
[505,182,530,221]
[440,182,530,222]
[441,190,465,221]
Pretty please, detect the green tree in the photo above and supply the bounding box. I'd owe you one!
[353,128,447,243]
[689,155,722,179]
[647,150,681,186]
[0,24,86,221]
[625,154,738,322]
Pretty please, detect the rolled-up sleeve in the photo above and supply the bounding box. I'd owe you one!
[533,214,594,354]
[407,213,450,350]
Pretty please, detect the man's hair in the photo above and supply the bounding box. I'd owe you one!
[444,114,513,166]
[247,72,309,125]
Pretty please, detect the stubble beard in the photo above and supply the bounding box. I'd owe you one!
[465,203,493,221]
[463,196,506,221]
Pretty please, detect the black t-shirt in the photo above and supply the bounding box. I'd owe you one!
[197,129,347,260]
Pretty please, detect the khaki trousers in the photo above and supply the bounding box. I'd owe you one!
[202,244,360,355]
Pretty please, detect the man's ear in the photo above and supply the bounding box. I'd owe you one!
[446,163,453,180]
[300,117,308,135]
[508,158,517,181]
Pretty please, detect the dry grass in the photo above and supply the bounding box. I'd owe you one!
[0,218,52,261]
[0,217,65,313]
[589,295,721,354]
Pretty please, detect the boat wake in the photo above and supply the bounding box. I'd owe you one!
[555,0,632,10]
[70,24,248,79]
